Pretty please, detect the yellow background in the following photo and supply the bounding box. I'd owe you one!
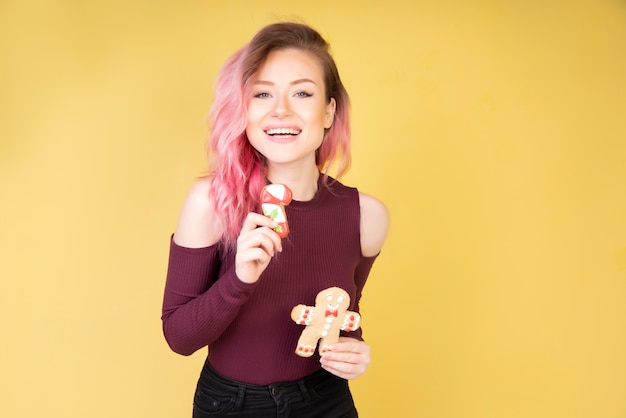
[2,1,625,417]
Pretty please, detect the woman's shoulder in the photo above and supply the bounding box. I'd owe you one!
[358,191,390,257]
[173,177,223,248]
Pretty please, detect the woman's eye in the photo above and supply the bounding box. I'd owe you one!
[254,92,271,98]
[295,91,313,98]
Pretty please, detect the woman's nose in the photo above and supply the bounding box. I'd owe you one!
[272,94,292,116]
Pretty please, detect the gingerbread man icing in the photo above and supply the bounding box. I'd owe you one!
[260,184,293,238]
[290,287,361,357]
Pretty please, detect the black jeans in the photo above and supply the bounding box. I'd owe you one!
[193,360,358,418]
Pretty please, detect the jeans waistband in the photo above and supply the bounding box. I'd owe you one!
[200,360,333,397]
[195,360,356,417]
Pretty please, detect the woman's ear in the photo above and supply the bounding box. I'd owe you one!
[324,97,336,129]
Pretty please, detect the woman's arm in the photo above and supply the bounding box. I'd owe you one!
[162,178,283,355]
[321,191,390,379]
[162,178,254,355]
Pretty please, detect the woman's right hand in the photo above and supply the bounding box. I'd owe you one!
[235,212,283,283]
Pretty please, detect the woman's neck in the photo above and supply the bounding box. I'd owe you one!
[266,164,320,201]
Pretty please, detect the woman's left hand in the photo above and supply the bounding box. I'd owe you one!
[320,337,371,380]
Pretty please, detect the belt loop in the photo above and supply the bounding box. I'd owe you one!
[234,384,246,410]
[298,379,310,404]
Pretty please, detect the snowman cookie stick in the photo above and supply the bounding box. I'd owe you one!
[260,184,293,238]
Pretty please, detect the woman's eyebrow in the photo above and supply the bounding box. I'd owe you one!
[252,78,317,86]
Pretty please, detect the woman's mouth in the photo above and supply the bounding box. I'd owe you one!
[265,128,302,136]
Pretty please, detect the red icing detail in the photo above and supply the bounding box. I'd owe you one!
[350,315,355,320]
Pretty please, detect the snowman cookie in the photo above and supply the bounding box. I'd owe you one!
[260,184,293,238]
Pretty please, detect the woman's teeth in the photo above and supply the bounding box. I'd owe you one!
[266,128,301,136]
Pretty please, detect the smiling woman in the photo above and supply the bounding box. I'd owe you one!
[161,22,389,418]
[246,48,336,169]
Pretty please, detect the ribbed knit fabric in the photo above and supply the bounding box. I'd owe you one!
[161,178,378,385]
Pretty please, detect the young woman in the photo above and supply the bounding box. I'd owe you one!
[162,22,389,417]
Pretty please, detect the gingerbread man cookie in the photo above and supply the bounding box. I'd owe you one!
[291,287,361,357]
[260,184,293,238]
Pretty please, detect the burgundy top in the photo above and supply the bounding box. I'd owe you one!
[161,178,378,385]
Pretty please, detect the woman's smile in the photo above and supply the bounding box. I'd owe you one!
[264,126,303,142]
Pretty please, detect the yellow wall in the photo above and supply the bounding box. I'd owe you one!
[2,1,625,417]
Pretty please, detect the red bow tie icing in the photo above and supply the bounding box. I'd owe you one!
[325,310,338,317]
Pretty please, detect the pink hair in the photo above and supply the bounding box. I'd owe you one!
[206,23,352,249]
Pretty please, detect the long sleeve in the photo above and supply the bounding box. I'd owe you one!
[341,253,379,341]
[161,237,258,356]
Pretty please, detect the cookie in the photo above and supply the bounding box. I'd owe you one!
[260,184,293,238]
[291,287,361,357]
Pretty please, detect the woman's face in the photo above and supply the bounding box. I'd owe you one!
[246,48,336,168]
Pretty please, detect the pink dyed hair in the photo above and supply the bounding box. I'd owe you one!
[206,22,352,249]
